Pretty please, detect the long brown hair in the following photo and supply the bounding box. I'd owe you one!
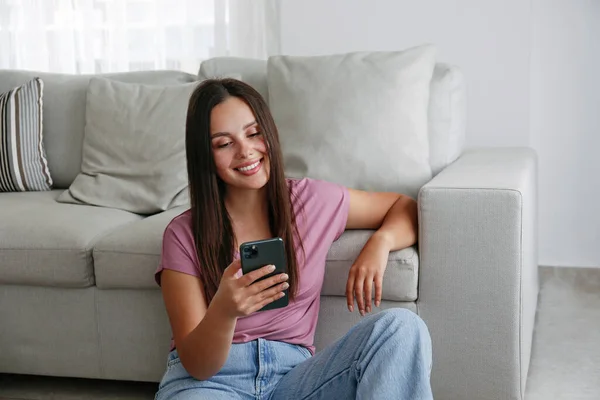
[185,78,302,304]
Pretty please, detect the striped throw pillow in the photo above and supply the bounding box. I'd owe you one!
[0,78,53,192]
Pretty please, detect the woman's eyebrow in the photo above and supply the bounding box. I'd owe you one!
[212,120,257,138]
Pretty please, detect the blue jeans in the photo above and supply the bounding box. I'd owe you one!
[155,308,433,399]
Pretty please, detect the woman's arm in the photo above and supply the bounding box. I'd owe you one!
[161,260,288,380]
[345,190,418,249]
[161,269,236,381]
[344,189,418,315]
[346,189,418,251]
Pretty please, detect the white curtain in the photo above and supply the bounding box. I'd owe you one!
[0,0,279,74]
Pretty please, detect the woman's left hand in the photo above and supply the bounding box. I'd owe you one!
[346,233,391,316]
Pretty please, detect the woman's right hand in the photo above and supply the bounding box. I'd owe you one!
[211,259,289,318]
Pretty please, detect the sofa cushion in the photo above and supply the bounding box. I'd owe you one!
[0,191,141,287]
[93,207,187,289]
[57,78,196,214]
[429,64,466,176]
[0,77,53,192]
[94,212,418,301]
[0,70,198,189]
[323,230,419,302]
[267,45,436,198]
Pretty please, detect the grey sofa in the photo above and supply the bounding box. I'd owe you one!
[0,58,538,400]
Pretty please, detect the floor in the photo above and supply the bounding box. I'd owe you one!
[522,266,600,400]
[1,266,599,400]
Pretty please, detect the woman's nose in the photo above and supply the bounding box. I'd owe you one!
[237,140,252,159]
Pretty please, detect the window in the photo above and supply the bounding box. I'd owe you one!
[0,0,278,74]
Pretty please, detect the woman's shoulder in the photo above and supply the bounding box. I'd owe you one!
[163,209,193,238]
[286,177,349,240]
[286,177,306,191]
[286,177,346,200]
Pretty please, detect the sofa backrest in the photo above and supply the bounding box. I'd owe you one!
[199,57,466,176]
[0,70,198,189]
[0,56,465,189]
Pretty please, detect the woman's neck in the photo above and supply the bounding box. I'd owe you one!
[224,186,269,221]
[225,186,272,246]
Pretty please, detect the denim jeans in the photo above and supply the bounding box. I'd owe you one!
[155,308,433,400]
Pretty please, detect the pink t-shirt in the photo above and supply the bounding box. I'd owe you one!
[155,178,350,354]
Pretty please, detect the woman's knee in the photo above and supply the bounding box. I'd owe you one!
[373,308,430,340]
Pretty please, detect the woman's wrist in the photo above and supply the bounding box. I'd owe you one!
[207,296,239,324]
[369,230,394,251]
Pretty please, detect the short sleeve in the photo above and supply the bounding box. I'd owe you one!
[154,215,201,286]
[294,178,350,242]
[319,180,350,240]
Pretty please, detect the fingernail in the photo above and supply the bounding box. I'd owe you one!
[367,307,371,313]
[282,283,289,289]
[349,305,354,312]
[375,301,380,307]
[268,265,276,271]
[281,274,288,280]
[360,309,365,316]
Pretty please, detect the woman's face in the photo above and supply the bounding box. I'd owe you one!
[210,96,270,191]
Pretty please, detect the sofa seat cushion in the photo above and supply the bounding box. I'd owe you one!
[323,230,419,302]
[0,191,142,287]
[94,213,419,300]
[93,207,188,289]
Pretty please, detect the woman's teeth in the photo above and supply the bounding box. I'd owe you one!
[238,160,260,172]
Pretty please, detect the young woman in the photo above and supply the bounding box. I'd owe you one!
[154,78,433,400]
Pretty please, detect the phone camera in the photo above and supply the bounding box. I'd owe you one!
[243,245,259,258]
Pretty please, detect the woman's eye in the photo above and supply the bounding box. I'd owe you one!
[218,142,233,148]
[248,132,261,138]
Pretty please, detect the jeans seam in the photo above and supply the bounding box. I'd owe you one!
[297,345,312,359]
[157,352,178,392]
[167,358,180,368]
[352,358,362,382]
[256,339,265,399]
[297,362,357,400]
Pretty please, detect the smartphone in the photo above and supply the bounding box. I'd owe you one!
[239,237,289,312]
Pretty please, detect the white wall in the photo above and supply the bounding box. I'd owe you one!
[530,0,600,267]
[279,0,532,148]
[278,0,600,267]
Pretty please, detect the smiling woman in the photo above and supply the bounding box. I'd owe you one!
[209,99,270,187]
[183,78,300,303]
[153,78,433,399]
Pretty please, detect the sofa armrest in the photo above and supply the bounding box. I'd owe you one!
[418,147,538,400]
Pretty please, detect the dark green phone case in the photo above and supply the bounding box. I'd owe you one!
[239,237,289,312]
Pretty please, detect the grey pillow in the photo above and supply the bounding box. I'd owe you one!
[268,45,437,198]
[57,78,199,214]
